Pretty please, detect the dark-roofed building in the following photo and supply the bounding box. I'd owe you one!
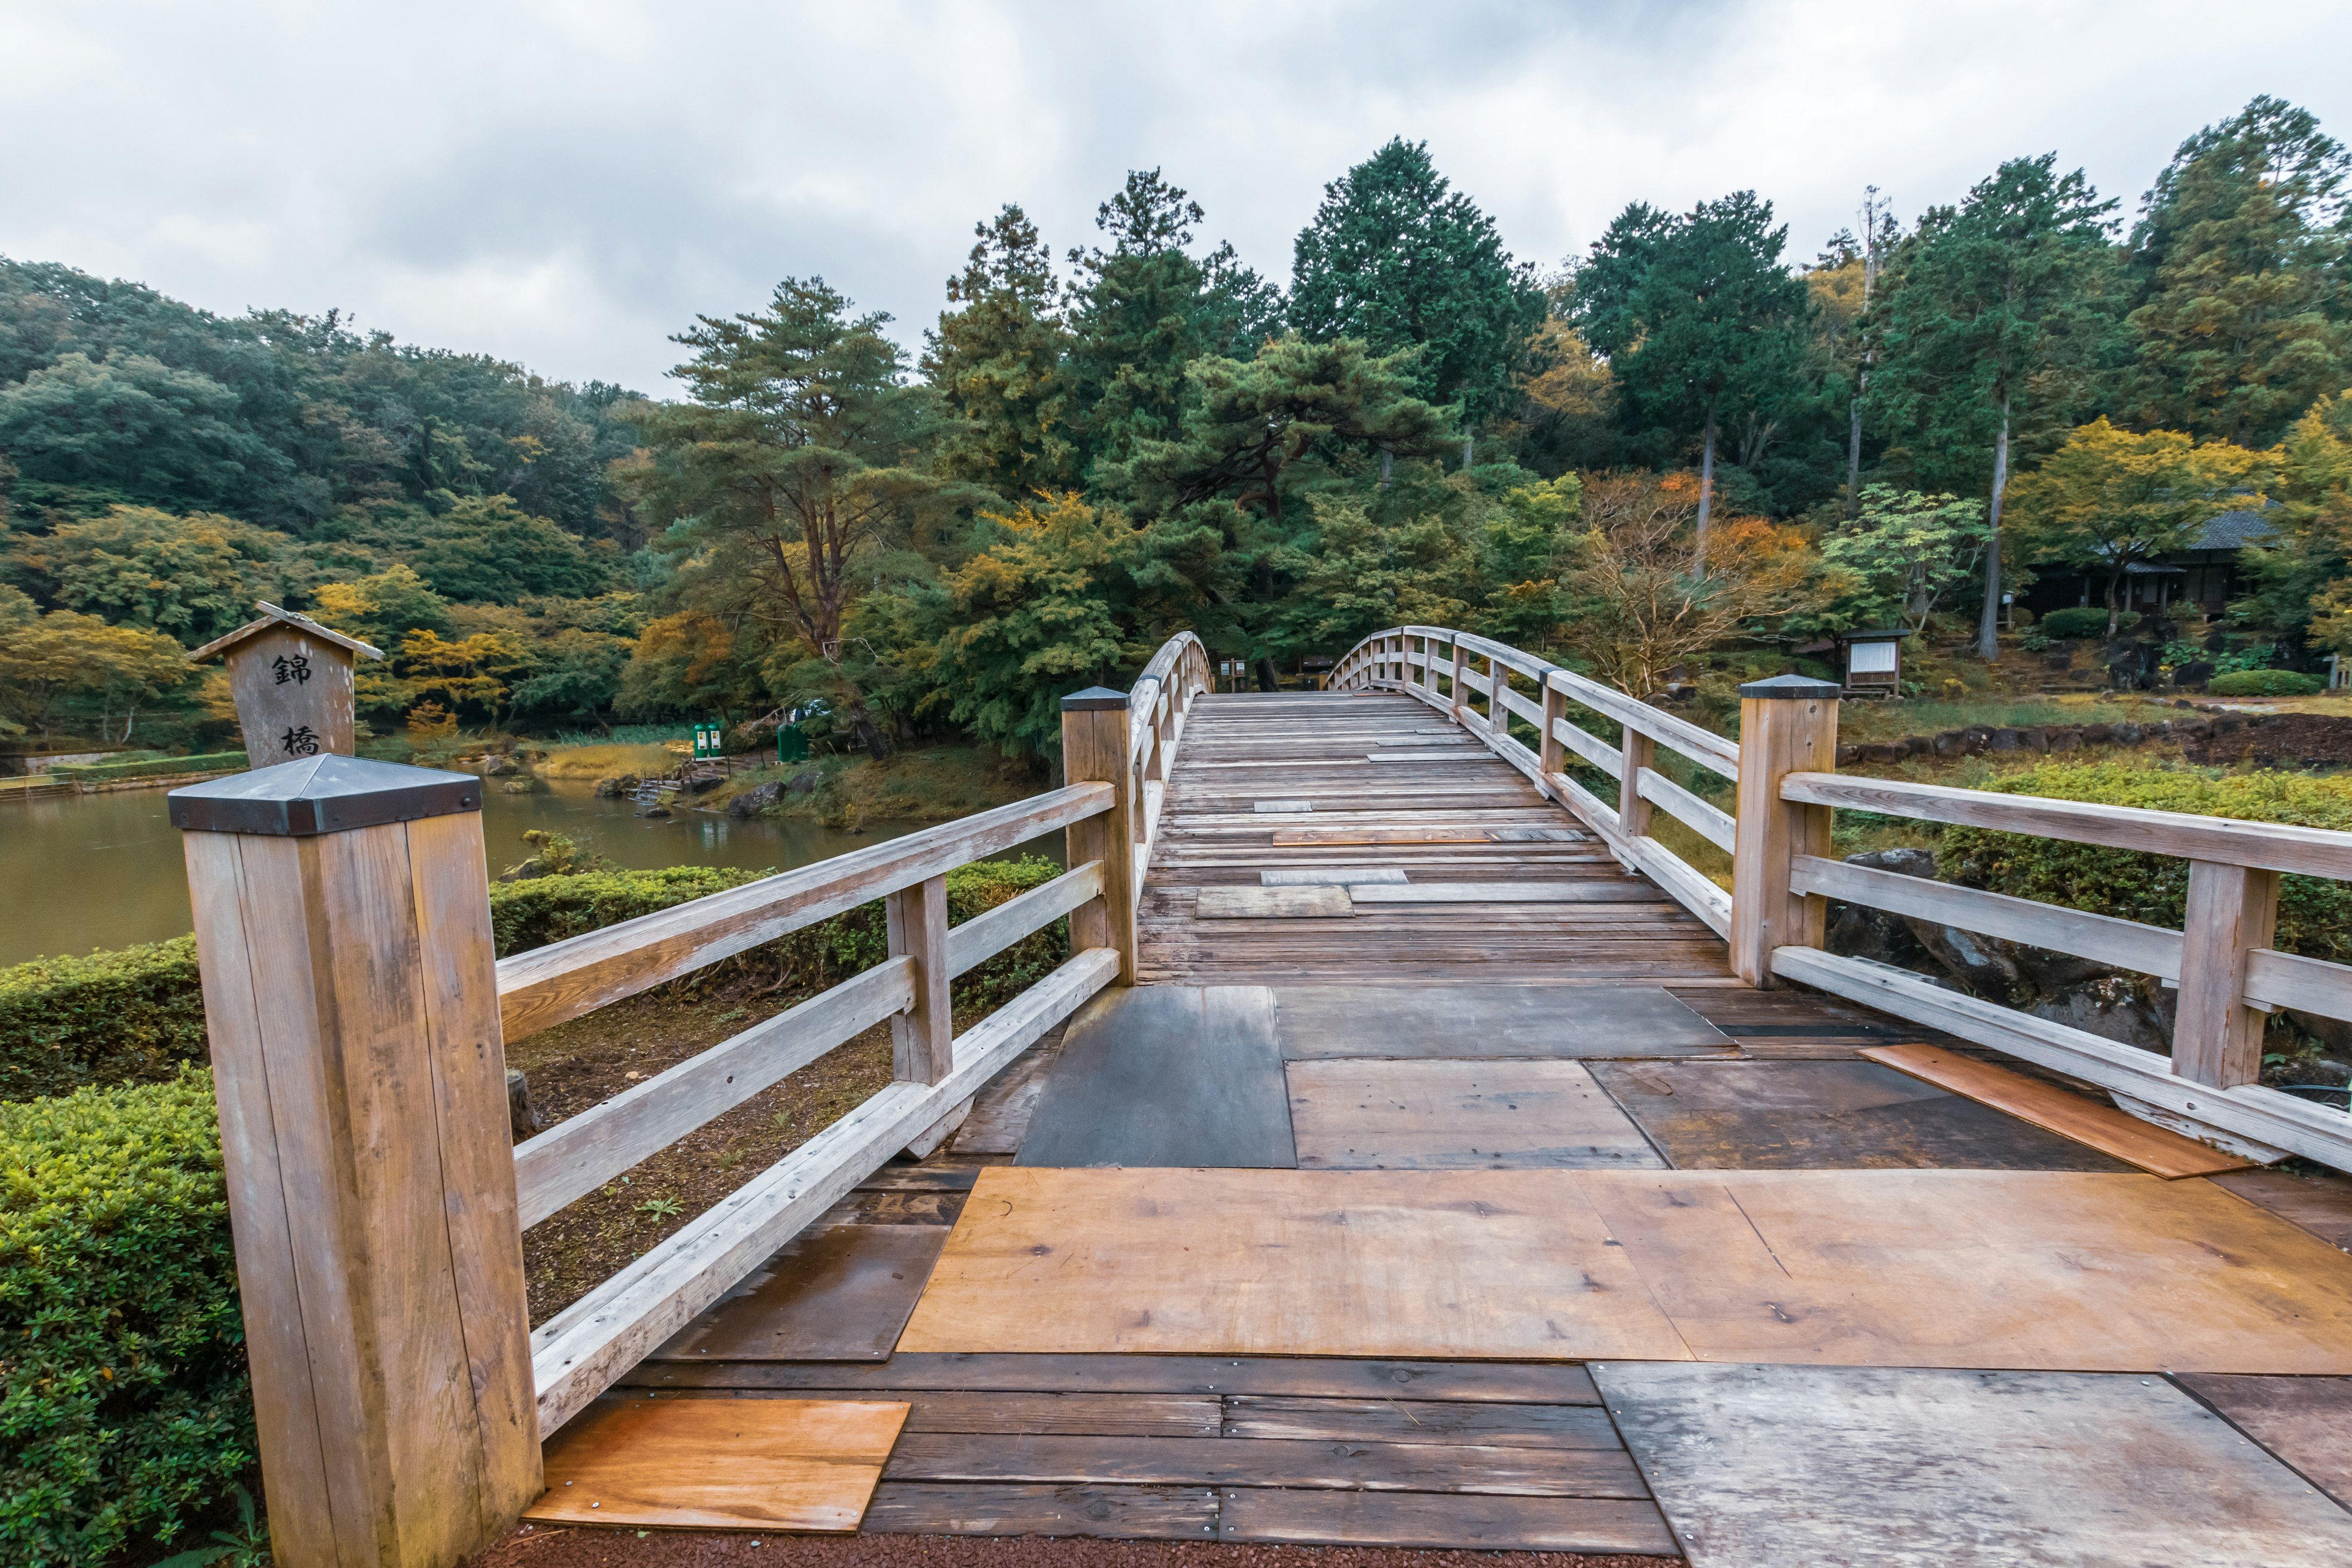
[2022,505,2278,620]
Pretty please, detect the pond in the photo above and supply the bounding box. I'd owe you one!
[0,780,1054,968]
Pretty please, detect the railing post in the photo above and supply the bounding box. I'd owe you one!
[886,873,954,1083]
[1539,673,1566,777]
[1061,686,1138,984]
[1450,638,1469,722]
[1728,675,1841,987]
[2173,861,2280,1088]
[1489,655,1510,736]
[1619,728,1655,842]
[170,758,538,1568]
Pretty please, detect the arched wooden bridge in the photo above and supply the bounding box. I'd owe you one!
[170,628,2352,1567]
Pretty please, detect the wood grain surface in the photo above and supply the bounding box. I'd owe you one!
[2173,1373,2352,1507]
[1285,1059,1665,1169]
[1273,984,1734,1059]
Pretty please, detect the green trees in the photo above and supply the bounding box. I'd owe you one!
[391,495,611,603]
[627,278,973,758]
[1289,139,1545,466]
[2122,96,2350,447]
[1814,485,1989,635]
[924,206,1075,498]
[1572,193,1812,560]
[0,607,194,742]
[5,507,287,644]
[1868,155,2123,657]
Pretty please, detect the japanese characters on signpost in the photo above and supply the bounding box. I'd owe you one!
[189,601,385,761]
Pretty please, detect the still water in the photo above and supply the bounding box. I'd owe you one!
[0,782,1037,968]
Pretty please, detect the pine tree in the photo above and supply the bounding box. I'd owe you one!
[924,205,1076,498]
[2122,96,2350,447]
[1868,156,2124,658]
[1288,139,1545,466]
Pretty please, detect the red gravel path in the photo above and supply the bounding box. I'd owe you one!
[474,1527,1678,1568]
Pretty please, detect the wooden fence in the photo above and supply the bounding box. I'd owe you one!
[172,633,1209,1568]
[1331,625,2352,1175]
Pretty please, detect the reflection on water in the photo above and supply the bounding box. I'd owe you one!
[0,780,1057,967]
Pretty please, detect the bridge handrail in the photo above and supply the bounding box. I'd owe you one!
[1330,625,2352,1175]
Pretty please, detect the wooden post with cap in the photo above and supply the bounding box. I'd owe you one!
[1728,674,1841,987]
[1060,686,1139,985]
[170,757,540,1567]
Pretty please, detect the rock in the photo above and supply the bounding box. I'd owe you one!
[1852,846,1938,880]
[1932,729,1967,758]
[1902,736,1934,756]
[786,769,823,796]
[1836,744,1861,766]
[2081,722,2114,745]
[1909,919,2022,998]
[728,780,786,818]
[481,754,520,777]
[1989,728,2023,752]
[1824,846,1937,968]
[643,804,671,819]
[2018,726,2050,752]
[500,777,538,794]
[2111,722,2144,745]
[2021,976,2173,1054]
[506,1068,541,1140]
[1961,726,1992,754]
[2048,727,2083,752]
[1859,742,1904,765]
[594,774,640,798]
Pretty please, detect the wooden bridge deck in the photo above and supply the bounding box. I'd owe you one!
[585,692,2352,1563]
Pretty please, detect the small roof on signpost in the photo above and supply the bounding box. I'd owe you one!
[188,602,383,665]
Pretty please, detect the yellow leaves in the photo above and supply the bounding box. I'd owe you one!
[2007,417,2275,549]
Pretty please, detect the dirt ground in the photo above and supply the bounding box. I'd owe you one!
[476,1526,1676,1568]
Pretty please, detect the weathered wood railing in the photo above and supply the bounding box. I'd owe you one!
[1333,627,2352,1175]
[171,632,1208,1568]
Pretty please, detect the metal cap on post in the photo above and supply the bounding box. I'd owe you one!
[1728,674,1842,987]
[173,756,539,1568]
[1060,687,1138,984]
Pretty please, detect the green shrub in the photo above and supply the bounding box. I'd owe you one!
[0,1072,252,1568]
[2206,668,2324,696]
[1942,763,2352,964]
[2038,606,2138,639]
[47,753,248,783]
[0,940,210,1104]
[486,866,763,955]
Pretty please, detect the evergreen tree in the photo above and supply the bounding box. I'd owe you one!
[923,205,1076,498]
[1061,171,1283,479]
[1868,155,2123,657]
[1288,139,1545,467]
[2122,96,2350,447]
[1570,192,1812,562]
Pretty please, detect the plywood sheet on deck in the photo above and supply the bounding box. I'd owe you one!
[1275,984,1735,1060]
[1589,1058,2133,1171]
[1286,1060,1665,1169]
[2174,1374,2352,1507]
[650,1223,948,1362]
[1863,1042,2253,1177]
[1582,1169,2352,1373]
[1194,886,1352,919]
[524,1397,909,1530]
[1594,1362,2352,1567]
[1017,987,1297,1169]
[896,1167,1692,1360]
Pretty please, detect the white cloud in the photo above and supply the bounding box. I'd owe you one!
[2,0,2345,392]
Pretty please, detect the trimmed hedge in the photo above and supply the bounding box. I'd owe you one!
[1941,762,2352,965]
[2039,606,2139,638]
[2207,668,2325,696]
[0,941,211,1104]
[48,753,249,783]
[0,1072,252,1568]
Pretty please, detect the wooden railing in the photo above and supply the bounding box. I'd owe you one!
[171,633,1209,1567]
[1332,627,2352,1175]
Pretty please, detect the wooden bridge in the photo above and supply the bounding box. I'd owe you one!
[169,628,2352,1566]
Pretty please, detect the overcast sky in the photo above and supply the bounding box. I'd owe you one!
[4,1,2348,394]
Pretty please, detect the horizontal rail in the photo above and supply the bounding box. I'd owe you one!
[947,859,1104,976]
[1639,768,1736,854]
[1790,854,2184,982]
[1773,946,2351,1167]
[512,957,914,1227]
[529,944,1120,1436]
[1550,715,1623,777]
[1781,771,2352,882]
[2245,947,2352,1020]
[495,782,1112,1041]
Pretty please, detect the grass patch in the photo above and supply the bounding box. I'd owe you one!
[535,741,681,779]
[718,745,1042,829]
[1835,694,2170,744]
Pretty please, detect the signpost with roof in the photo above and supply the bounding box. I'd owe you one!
[189,601,385,763]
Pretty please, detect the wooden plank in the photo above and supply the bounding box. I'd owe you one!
[1596,1362,2352,1567]
[1771,945,2352,1171]
[886,874,954,1085]
[529,947,1118,1438]
[1273,984,1733,1060]
[897,1167,1693,1360]
[1782,769,2352,881]
[1589,1058,2135,1173]
[497,783,1110,1039]
[1218,1488,1679,1555]
[1221,1396,1621,1449]
[1261,867,1408,886]
[1017,986,1297,1169]
[882,1432,1646,1496]
[2208,1167,2352,1252]
[2245,945,2352,1024]
[524,1397,908,1531]
[947,1038,1062,1156]
[859,1482,1218,1539]
[1549,715,1624,778]
[1271,826,1574,846]
[946,861,1102,978]
[1792,854,2183,980]
[1194,886,1352,918]
[649,1223,948,1362]
[764,1391,1221,1437]
[623,1354,1601,1403]
[1581,1168,2352,1372]
[1346,881,1665,905]
[1252,798,1313,812]
[1642,766,1737,854]
[2175,859,2280,1088]
[1286,1060,1666,1170]
[513,958,914,1227]
[2173,1373,2352,1507]
[1862,1043,2252,1177]
[1063,701,1139,985]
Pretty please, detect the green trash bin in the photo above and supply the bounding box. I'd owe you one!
[777,724,810,763]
